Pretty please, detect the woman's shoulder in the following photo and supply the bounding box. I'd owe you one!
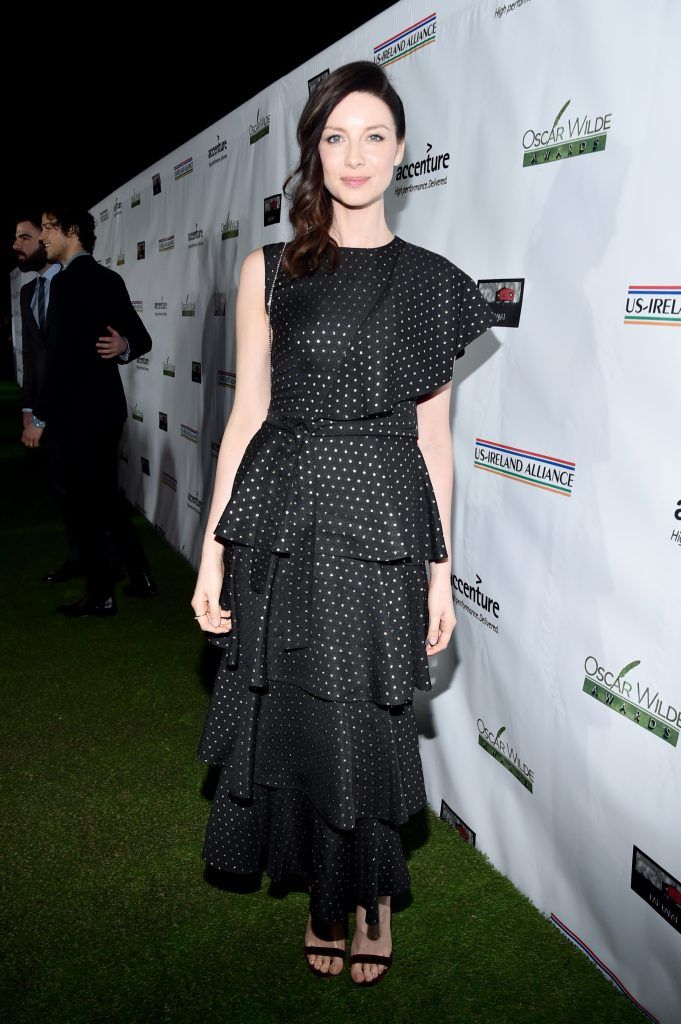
[399,237,465,279]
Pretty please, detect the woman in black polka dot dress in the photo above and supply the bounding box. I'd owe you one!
[191,61,495,985]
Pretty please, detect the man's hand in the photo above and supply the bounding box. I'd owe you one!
[96,326,128,359]
[22,411,32,431]
[22,423,43,448]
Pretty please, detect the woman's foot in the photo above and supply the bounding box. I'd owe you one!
[304,912,346,976]
[350,896,392,984]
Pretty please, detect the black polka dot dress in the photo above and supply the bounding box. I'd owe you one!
[197,236,495,926]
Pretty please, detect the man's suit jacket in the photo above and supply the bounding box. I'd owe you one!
[33,254,152,431]
[19,278,46,411]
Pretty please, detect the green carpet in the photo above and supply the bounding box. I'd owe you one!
[0,381,642,1024]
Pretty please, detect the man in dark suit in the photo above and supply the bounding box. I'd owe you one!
[24,203,158,617]
[13,214,79,580]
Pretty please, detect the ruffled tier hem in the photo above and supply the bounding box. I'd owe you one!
[197,672,427,831]
[202,779,411,927]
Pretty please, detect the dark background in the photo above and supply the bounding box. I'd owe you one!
[1,3,396,367]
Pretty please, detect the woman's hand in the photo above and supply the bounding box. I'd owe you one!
[191,557,231,634]
[425,562,456,655]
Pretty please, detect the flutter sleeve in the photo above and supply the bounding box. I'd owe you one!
[382,245,496,405]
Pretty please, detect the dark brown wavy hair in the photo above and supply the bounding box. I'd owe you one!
[282,61,405,278]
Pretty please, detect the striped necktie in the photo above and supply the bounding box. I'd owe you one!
[37,277,46,332]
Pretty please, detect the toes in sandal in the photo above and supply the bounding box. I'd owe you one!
[349,952,393,986]
[304,945,346,978]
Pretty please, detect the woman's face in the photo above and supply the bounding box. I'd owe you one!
[318,90,405,210]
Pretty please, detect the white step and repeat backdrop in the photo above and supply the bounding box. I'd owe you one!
[13,1,680,1019]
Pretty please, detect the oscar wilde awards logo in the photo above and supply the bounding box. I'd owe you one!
[162,356,176,378]
[477,719,534,792]
[181,295,196,317]
[221,212,239,241]
[208,134,228,167]
[582,656,679,747]
[174,156,193,180]
[249,109,270,145]
[131,190,141,208]
[474,439,576,496]
[440,799,476,847]
[624,285,681,327]
[478,279,525,328]
[451,572,500,635]
[374,13,436,66]
[132,404,143,423]
[394,142,450,198]
[522,99,611,167]
[631,847,681,935]
[116,251,125,266]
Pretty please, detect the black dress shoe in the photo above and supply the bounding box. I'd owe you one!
[43,561,85,583]
[122,571,159,598]
[56,594,118,617]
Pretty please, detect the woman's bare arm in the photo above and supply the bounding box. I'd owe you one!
[192,247,271,630]
[416,381,456,652]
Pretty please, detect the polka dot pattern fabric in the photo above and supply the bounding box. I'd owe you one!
[197,237,494,926]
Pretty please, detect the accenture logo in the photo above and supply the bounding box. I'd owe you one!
[187,223,204,248]
[374,12,436,66]
[624,285,681,327]
[154,298,168,317]
[474,438,575,496]
[451,572,500,634]
[187,490,204,513]
[208,135,228,166]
